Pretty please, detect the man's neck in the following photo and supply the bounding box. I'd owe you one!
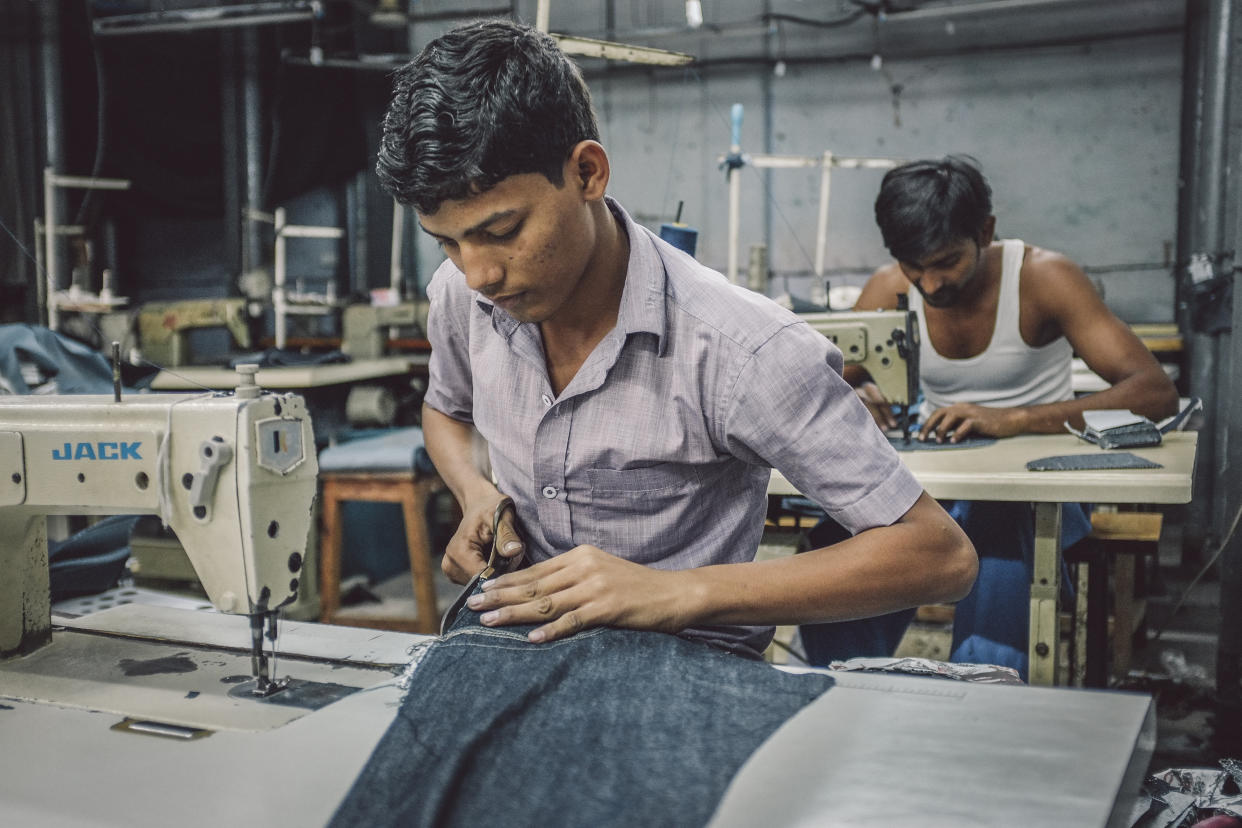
[541,200,630,344]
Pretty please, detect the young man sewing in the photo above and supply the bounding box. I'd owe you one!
[377,20,976,659]
[799,155,1178,676]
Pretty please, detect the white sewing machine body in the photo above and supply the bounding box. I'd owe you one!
[798,309,920,406]
[0,381,317,659]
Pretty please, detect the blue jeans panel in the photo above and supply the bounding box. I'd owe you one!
[329,593,834,828]
[946,500,1092,680]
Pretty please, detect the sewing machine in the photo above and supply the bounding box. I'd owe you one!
[798,307,920,439]
[136,297,254,366]
[341,299,427,360]
[0,364,314,695]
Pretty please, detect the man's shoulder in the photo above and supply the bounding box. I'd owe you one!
[660,254,799,354]
[426,259,478,316]
[1020,244,1083,276]
[1019,244,1092,293]
[853,262,908,310]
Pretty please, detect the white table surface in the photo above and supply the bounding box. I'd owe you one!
[769,431,1197,504]
[150,355,427,390]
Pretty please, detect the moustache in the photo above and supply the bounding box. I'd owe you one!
[920,284,962,308]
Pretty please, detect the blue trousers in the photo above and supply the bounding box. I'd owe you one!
[329,592,835,828]
[798,500,1092,681]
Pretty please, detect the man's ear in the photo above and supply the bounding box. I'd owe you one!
[978,215,997,246]
[567,140,610,200]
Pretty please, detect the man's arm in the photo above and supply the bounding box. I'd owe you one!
[422,403,524,583]
[921,251,1179,441]
[464,491,977,644]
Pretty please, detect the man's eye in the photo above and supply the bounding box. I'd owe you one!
[490,223,521,241]
[436,238,458,251]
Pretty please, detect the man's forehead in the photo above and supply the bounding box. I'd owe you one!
[910,237,974,266]
[417,172,551,236]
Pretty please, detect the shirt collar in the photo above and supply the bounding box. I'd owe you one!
[608,197,668,354]
[473,196,670,354]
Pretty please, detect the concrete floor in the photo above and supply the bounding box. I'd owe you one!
[1118,516,1233,774]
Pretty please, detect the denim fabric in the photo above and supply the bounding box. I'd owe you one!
[329,594,834,828]
[798,501,1092,681]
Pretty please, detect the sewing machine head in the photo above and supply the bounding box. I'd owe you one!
[798,307,921,438]
[0,365,317,693]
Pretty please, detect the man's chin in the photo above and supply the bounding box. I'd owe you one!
[921,292,960,309]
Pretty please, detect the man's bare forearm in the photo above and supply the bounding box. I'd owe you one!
[1011,368,1180,433]
[422,403,499,508]
[677,492,977,627]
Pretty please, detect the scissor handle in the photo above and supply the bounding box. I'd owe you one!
[483,495,518,577]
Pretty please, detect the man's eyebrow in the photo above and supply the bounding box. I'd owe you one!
[418,209,519,241]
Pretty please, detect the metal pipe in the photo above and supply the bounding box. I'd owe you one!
[390,199,404,296]
[220,33,243,283]
[38,0,66,329]
[814,152,832,279]
[726,103,743,285]
[1215,0,1242,736]
[274,208,287,349]
[243,29,265,278]
[92,3,314,36]
[43,168,57,330]
[1179,0,1224,562]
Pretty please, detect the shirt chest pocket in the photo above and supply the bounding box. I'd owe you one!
[585,463,698,565]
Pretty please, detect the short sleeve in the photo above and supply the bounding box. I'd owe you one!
[722,322,923,534]
[422,262,476,424]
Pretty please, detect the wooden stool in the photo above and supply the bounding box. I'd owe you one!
[1066,511,1162,687]
[319,470,443,634]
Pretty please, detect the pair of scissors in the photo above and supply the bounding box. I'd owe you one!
[439,496,522,635]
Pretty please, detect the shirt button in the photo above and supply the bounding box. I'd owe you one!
[541,486,558,499]
[541,394,553,407]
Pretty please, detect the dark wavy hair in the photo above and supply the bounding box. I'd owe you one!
[376,19,600,215]
[873,155,993,263]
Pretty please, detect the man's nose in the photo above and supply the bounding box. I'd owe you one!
[459,246,504,292]
[918,270,948,293]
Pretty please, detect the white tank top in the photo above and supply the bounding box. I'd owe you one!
[909,238,1073,420]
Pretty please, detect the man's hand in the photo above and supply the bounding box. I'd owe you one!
[463,545,690,643]
[856,382,898,430]
[442,493,525,584]
[918,403,1025,443]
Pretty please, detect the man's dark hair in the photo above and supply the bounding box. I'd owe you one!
[377,19,600,215]
[873,155,993,263]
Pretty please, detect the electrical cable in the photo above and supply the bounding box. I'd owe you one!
[1149,495,1242,644]
[658,65,694,228]
[767,635,809,666]
[762,8,872,31]
[73,0,112,229]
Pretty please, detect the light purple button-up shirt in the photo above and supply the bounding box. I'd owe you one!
[424,198,924,656]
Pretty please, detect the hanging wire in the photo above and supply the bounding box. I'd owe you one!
[1149,496,1242,645]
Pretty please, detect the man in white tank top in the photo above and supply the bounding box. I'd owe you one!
[799,156,1178,679]
[853,155,1176,440]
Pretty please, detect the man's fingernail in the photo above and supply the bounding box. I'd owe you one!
[504,541,522,553]
[466,595,483,608]
[529,629,546,643]
[481,611,499,624]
